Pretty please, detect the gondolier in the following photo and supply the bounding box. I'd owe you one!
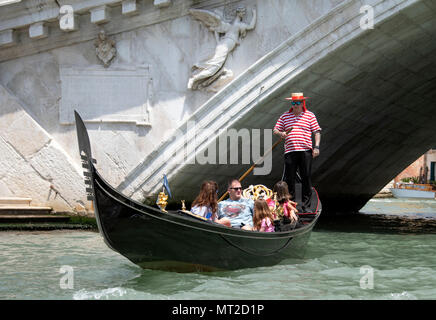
[273,92,321,211]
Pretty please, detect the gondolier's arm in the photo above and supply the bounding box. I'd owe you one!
[313,131,321,158]
[273,128,292,139]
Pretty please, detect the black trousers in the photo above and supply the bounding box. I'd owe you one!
[283,150,313,208]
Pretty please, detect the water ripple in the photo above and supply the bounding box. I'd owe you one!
[1,206,436,300]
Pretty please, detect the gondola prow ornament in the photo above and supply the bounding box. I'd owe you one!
[156,174,172,212]
[156,191,168,212]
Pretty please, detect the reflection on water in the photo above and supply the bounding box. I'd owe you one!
[0,198,435,300]
[316,198,436,234]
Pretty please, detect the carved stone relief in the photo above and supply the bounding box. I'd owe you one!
[94,30,116,68]
[187,6,256,91]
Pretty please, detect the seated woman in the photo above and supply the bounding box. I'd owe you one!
[191,181,231,227]
[266,181,298,223]
[190,181,218,220]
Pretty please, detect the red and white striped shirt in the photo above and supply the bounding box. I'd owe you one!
[274,111,321,153]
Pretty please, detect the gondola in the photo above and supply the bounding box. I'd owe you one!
[75,111,321,272]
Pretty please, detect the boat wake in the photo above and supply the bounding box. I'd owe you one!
[73,287,127,300]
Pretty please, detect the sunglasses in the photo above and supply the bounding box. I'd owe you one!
[291,101,303,105]
[229,187,242,191]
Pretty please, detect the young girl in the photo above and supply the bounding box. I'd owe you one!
[253,199,275,232]
[266,181,298,223]
[190,181,218,221]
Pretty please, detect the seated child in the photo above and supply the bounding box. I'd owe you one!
[253,199,275,232]
[266,181,298,223]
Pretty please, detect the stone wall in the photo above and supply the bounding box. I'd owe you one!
[0,85,87,213]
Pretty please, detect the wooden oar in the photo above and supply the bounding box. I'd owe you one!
[218,128,292,202]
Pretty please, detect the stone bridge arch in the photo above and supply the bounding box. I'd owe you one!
[122,0,436,213]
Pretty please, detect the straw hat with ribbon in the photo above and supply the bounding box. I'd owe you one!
[285,92,309,112]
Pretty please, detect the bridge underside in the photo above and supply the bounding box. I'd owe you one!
[165,1,436,214]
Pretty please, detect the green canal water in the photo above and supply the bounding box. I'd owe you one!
[1,199,436,300]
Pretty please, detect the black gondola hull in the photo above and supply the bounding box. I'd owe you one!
[93,171,319,271]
